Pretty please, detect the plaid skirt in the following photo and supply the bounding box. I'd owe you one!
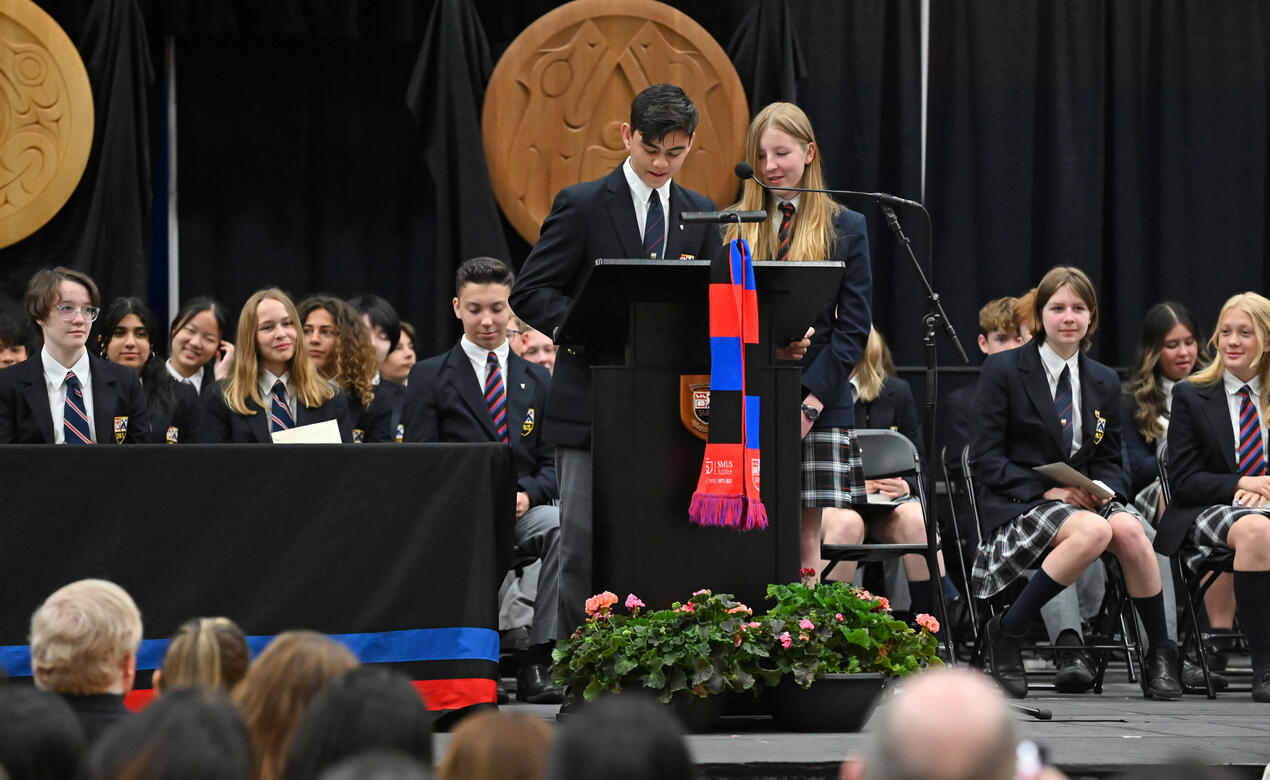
[1131,479,1164,526]
[1181,504,1264,572]
[971,500,1141,599]
[801,426,867,509]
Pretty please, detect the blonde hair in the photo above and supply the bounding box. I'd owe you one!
[723,102,838,262]
[222,289,335,416]
[852,327,892,404]
[233,630,358,780]
[978,296,1019,337]
[439,711,554,780]
[158,617,250,694]
[1190,292,1270,428]
[29,579,142,694]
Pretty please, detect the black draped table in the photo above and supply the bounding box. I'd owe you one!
[0,443,515,716]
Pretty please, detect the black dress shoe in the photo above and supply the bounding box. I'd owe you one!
[1253,670,1270,703]
[1144,646,1182,700]
[985,615,1028,699]
[1179,656,1228,694]
[556,684,584,721]
[1052,650,1095,693]
[516,664,563,704]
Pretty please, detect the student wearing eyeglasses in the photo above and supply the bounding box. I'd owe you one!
[0,267,150,444]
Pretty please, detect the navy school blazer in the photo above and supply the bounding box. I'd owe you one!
[1155,379,1245,556]
[508,165,722,450]
[401,342,557,507]
[969,340,1128,536]
[0,353,151,444]
[203,384,352,443]
[855,374,924,493]
[145,380,203,443]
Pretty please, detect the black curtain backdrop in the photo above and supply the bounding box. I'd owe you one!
[3,0,1267,375]
[927,0,1270,377]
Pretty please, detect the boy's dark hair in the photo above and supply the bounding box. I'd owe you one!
[24,267,100,326]
[348,294,402,353]
[630,83,698,143]
[455,256,515,296]
[0,686,86,780]
[0,313,31,349]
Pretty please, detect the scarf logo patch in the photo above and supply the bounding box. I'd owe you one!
[679,375,710,441]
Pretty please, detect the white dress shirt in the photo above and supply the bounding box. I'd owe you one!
[166,359,203,394]
[42,346,95,443]
[1039,342,1082,455]
[1223,370,1265,463]
[461,336,510,392]
[622,158,673,259]
[258,369,296,419]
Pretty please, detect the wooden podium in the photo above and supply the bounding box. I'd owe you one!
[558,259,843,610]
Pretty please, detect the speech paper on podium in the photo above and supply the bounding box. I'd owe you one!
[270,419,342,444]
[1032,462,1115,500]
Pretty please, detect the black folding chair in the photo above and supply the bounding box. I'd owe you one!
[819,429,953,659]
[1158,440,1247,698]
[939,445,982,648]
[964,448,1145,693]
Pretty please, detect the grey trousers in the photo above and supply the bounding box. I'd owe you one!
[556,446,593,640]
[515,504,561,647]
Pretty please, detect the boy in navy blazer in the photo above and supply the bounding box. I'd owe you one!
[402,257,562,704]
[0,267,149,444]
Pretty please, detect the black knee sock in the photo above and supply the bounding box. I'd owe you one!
[1233,570,1270,675]
[908,578,932,617]
[1002,569,1067,637]
[1132,590,1176,652]
[525,642,555,667]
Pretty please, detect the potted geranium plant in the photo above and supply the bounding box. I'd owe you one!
[754,568,941,730]
[553,588,768,730]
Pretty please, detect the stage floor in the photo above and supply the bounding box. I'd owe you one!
[445,673,1270,779]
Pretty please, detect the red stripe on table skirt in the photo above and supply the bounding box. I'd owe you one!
[124,677,496,713]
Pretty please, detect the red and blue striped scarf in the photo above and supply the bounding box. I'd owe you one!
[689,238,768,531]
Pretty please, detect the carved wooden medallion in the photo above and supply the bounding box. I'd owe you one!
[482,0,748,245]
[0,0,94,248]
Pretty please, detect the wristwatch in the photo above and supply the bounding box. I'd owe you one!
[800,403,820,421]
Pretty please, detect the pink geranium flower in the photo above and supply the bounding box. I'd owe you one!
[584,591,619,616]
[916,613,941,633]
[799,618,815,630]
[727,604,751,614]
[677,602,695,613]
[779,631,792,649]
[625,594,645,610]
[693,589,710,596]
[747,621,761,629]
[835,613,844,622]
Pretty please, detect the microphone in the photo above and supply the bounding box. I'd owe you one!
[734,161,923,209]
[680,210,766,224]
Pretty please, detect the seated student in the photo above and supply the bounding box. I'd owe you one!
[0,685,86,780]
[973,266,1180,700]
[820,327,952,622]
[29,579,143,744]
[166,297,234,403]
[152,617,251,695]
[98,297,203,443]
[0,312,32,368]
[349,294,408,438]
[0,268,150,444]
[518,322,557,375]
[1156,292,1270,702]
[299,295,393,443]
[205,289,352,443]
[380,321,417,386]
[940,296,1025,460]
[439,710,553,780]
[402,257,562,704]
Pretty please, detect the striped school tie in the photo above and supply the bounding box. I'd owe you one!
[643,190,664,259]
[1055,365,1074,456]
[776,201,796,260]
[1237,385,1266,476]
[270,380,295,432]
[63,371,92,444]
[485,352,508,443]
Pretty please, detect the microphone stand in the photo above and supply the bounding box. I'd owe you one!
[737,166,971,661]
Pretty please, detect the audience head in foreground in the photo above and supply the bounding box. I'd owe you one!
[544,694,693,780]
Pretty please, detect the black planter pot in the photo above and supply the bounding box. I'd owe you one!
[765,673,887,732]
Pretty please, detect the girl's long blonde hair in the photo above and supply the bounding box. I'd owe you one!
[1190,292,1270,428]
[851,327,894,403]
[222,288,335,416]
[723,102,838,262]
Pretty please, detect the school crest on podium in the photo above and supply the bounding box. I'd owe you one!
[679,375,710,441]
